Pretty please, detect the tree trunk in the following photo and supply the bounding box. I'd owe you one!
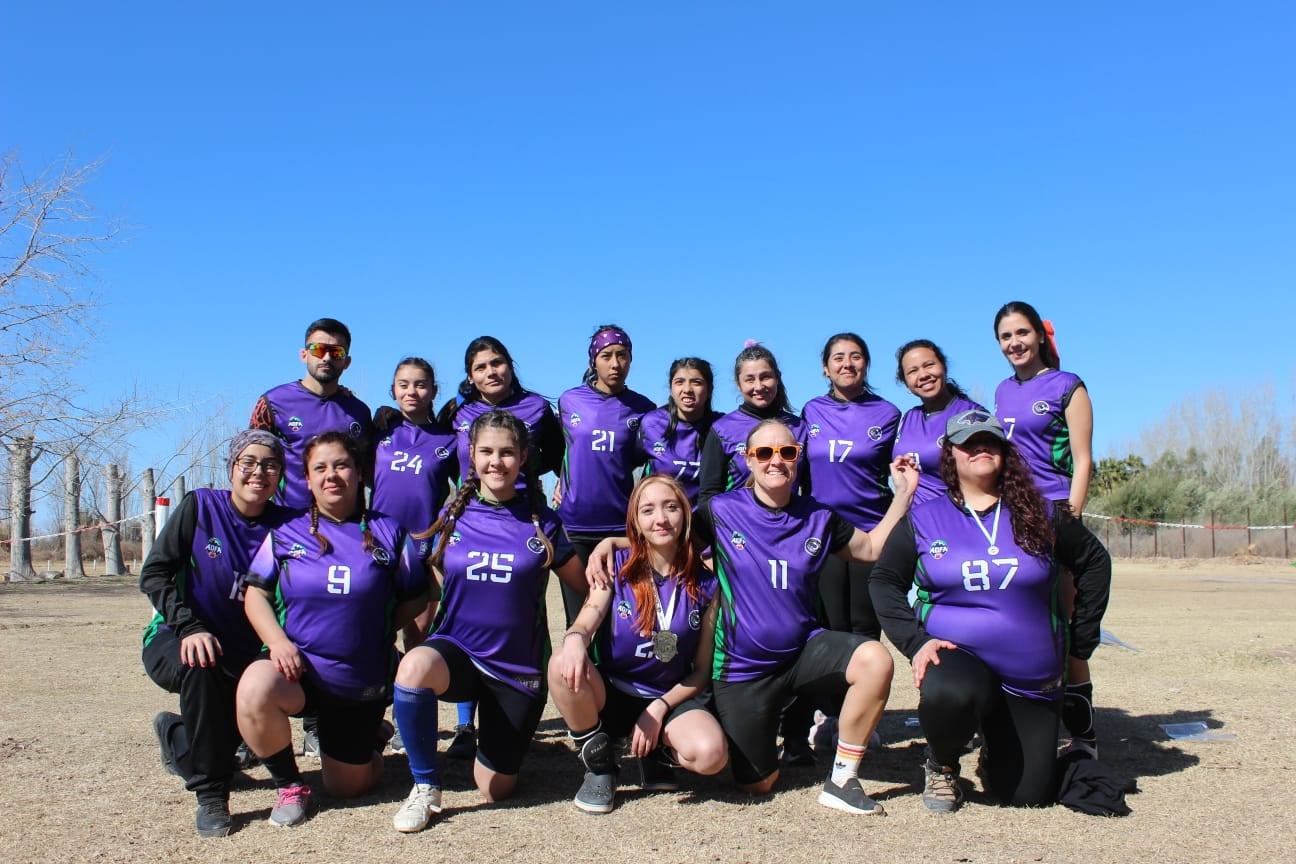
[7,436,37,582]
[140,468,155,562]
[103,464,123,576]
[64,454,86,578]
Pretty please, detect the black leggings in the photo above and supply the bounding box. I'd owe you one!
[564,536,613,628]
[919,648,1059,807]
[816,556,881,639]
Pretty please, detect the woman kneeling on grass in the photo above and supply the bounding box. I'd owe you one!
[237,431,429,827]
[870,409,1111,813]
[390,409,589,834]
[550,474,727,815]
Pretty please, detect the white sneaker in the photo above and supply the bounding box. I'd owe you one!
[392,783,443,833]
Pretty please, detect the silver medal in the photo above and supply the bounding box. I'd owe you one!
[652,631,679,662]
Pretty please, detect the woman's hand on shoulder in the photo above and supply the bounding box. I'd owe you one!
[586,536,628,590]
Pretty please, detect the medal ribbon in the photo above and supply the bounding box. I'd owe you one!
[653,575,679,634]
[965,498,1002,553]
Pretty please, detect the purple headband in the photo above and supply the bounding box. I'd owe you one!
[588,328,632,363]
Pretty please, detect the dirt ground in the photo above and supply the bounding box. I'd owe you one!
[2,558,1294,864]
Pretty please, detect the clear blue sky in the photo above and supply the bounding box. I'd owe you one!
[6,2,1294,500]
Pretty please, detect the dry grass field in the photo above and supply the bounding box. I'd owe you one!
[2,558,1294,864]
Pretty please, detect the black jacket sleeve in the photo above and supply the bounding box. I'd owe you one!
[535,403,566,479]
[697,430,729,506]
[1055,513,1112,661]
[868,516,929,660]
[138,492,208,640]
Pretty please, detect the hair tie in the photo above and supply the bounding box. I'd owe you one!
[743,339,759,348]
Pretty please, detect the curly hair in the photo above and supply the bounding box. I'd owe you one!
[938,436,1054,557]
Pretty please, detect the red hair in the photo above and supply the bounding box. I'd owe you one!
[618,475,703,638]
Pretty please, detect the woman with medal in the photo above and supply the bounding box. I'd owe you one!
[869,409,1110,812]
[549,475,726,815]
[389,410,589,834]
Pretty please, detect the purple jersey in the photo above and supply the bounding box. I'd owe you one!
[705,489,852,682]
[705,408,806,492]
[596,548,718,698]
[557,384,655,534]
[431,497,575,697]
[801,393,900,530]
[451,390,558,484]
[893,395,987,505]
[141,489,287,671]
[994,370,1085,501]
[247,512,424,701]
[636,407,716,505]
[371,418,458,535]
[252,381,373,509]
[909,495,1063,699]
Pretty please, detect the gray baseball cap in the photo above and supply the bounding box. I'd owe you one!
[945,409,1007,446]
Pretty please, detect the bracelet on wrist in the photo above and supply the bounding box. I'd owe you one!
[563,631,587,647]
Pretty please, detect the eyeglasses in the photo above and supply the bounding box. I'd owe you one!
[305,342,348,361]
[745,444,802,462]
[235,457,284,476]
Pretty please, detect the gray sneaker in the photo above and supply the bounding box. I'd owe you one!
[195,798,232,838]
[817,777,886,816]
[300,729,321,759]
[574,770,617,814]
[269,783,312,827]
[922,759,963,814]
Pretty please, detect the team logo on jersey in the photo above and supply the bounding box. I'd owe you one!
[652,440,667,457]
[435,446,451,460]
[688,609,702,630]
[447,530,462,546]
[1032,400,1049,415]
[288,416,304,432]
[808,424,821,439]
[804,537,823,557]
[929,540,948,560]
[868,425,883,441]
[372,546,392,565]
[617,600,632,619]
[289,542,307,559]
[729,531,747,551]
[570,412,582,426]
[526,536,547,556]
[936,435,946,448]
[380,436,393,447]
[418,539,430,558]
[349,421,363,437]
[205,538,223,558]
[626,417,640,431]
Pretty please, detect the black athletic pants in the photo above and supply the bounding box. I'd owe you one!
[817,556,881,639]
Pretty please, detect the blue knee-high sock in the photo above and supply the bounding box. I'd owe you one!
[394,684,441,787]
[455,700,475,727]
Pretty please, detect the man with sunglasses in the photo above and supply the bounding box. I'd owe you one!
[249,318,373,510]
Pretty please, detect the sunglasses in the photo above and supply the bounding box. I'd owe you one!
[746,444,802,462]
[305,342,348,361]
[234,457,284,476]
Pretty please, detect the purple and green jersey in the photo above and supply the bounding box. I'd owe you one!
[906,495,1064,699]
[450,390,561,485]
[893,395,986,505]
[247,512,425,701]
[557,384,655,535]
[636,407,718,506]
[994,370,1085,502]
[801,393,900,530]
[141,489,288,672]
[371,418,457,536]
[701,407,806,497]
[596,548,718,698]
[430,497,575,697]
[250,381,373,510]
[702,489,853,682]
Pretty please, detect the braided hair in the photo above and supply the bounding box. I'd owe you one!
[418,409,554,571]
[303,431,374,555]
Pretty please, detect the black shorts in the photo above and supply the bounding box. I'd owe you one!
[713,630,872,785]
[600,684,715,743]
[296,677,387,767]
[427,637,544,776]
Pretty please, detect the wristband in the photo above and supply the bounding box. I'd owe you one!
[654,696,670,712]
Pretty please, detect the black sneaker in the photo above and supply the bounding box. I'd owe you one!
[445,723,476,760]
[152,711,182,777]
[921,759,964,814]
[234,741,260,771]
[638,747,680,791]
[817,777,886,816]
[195,798,232,838]
[781,733,816,766]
